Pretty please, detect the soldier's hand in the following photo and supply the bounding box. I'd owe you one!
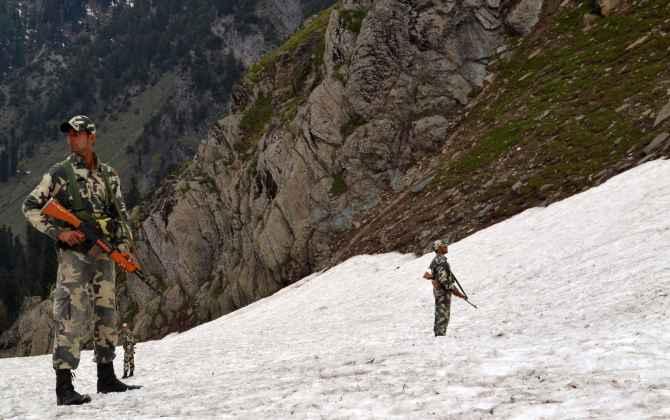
[423,271,433,280]
[122,252,137,265]
[118,244,136,263]
[58,230,85,246]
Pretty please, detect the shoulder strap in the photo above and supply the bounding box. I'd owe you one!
[101,164,125,222]
[100,164,134,245]
[60,159,85,212]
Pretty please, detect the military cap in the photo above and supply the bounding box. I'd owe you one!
[60,115,96,134]
[432,239,449,251]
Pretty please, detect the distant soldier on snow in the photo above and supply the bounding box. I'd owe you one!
[23,115,141,405]
[120,322,136,378]
[423,239,466,336]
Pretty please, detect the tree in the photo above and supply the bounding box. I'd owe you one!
[0,225,20,322]
[13,35,25,67]
[0,149,9,183]
[9,140,18,175]
[0,226,14,270]
[24,223,57,299]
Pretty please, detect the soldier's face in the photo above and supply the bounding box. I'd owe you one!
[67,130,95,153]
[438,244,448,254]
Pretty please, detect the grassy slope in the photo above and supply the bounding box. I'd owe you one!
[334,1,670,259]
[438,1,670,198]
[232,7,332,158]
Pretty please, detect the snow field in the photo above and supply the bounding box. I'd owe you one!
[1,160,669,419]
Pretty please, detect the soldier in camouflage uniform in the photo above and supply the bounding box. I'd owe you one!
[120,322,136,378]
[23,115,141,406]
[423,239,465,336]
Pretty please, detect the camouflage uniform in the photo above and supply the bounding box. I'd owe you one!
[23,153,132,370]
[120,329,136,377]
[429,253,457,336]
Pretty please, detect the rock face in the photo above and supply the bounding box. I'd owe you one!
[507,0,545,35]
[129,0,543,340]
[0,298,55,357]
[597,0,632,16]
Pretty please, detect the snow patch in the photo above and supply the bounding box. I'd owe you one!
[0,160,669,418]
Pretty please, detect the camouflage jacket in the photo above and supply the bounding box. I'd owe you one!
[120,331,136,354]
[429,255,456,289]
[23,153,133,252]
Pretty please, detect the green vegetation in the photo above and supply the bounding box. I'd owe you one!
[237,95,274,155]
[246,7,333,83]
[340,9,367,34]
[201,176,220,195]
[436,0,670,194]
[330,173,347,196]
[236,6,336,157]
[281,98,301,124]
[177,182,191,195]
[440,122,530,186]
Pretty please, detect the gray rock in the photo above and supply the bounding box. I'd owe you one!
[476,8,501,30]
[597,0,632,16]
[0,297,55,357]
[654,101,670,128]
[644,133,669,155]
[506,0,544,36]
[412,176,435,193]
[583,13,599,29]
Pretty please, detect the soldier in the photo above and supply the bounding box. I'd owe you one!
[120,322,136,378]
[422,239,466,336]
[23,115,141,406]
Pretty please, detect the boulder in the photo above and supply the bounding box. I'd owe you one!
[506,0,544,36]
[598,0,632,16]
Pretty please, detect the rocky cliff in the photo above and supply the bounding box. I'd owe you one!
[126,0,548,340]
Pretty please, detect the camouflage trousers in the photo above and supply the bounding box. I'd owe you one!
[123,348,135,374]
[52,249,118,370]
[433,286,452,336]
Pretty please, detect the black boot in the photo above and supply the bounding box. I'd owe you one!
[97,363,142,393]
[128,368,134,377]
[122,369,128,379]
[56,369,92,406]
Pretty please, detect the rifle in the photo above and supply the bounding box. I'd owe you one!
[41,198,162,294]
[451,274,478,309]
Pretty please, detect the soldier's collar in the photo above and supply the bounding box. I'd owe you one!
[69,153,100,171]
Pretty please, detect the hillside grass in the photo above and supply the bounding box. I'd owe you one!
[245,7,333,84]
[436,1,670,197]
[236,7,334,159]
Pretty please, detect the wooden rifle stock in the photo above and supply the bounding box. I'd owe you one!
[41,199,161,294]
